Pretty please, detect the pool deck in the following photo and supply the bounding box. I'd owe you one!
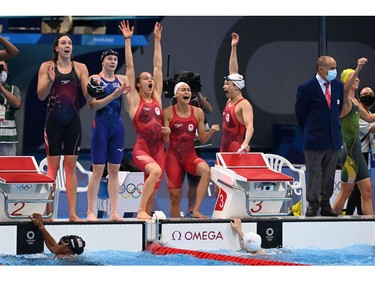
[0,215,374,255]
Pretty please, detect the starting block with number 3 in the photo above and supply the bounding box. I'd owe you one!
[0,156,55,220]
[211,152,297,218]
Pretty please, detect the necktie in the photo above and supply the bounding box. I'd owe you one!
[324,82,331,109]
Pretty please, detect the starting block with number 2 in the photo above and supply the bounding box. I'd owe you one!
[0,156,55,220]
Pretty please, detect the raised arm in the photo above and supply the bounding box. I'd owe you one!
[119,20,135,89]
[119,20,138,116]
[0,36,19,60]
[344,57,367,96]
[229,33,239,75]
[29,213,60,254]
[341,58,367,118]
[231,218,245,250]
[153,22,163,100]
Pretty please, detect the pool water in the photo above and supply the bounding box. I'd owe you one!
[1,243,375,266]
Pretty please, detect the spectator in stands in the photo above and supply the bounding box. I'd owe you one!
[29,213,85,257]
[0,61,21,155]
[37,34,90,222]
[0,36,19,61]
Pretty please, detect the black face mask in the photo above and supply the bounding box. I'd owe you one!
[359,95,375,107]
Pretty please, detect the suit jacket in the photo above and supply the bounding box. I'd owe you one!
[295,76,344,151]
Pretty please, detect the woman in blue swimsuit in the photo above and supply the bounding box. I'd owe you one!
[86,49,131,221]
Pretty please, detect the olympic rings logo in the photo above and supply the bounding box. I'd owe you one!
[119,183,143,199]
[16,184,33,191]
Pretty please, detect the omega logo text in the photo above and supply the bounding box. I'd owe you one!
[171,230,223,241]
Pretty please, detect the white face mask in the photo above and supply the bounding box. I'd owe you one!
[0,71,7,83]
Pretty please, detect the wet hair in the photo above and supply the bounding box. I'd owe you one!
[52,33,73,63]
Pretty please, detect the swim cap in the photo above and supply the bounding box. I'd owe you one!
[242,232,262,252]
[59,235,86,255]
[101,49,119,62]
[340,68,354,84]
[173,82,189,96]
[224,73,245,89]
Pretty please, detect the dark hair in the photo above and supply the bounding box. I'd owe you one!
[0,61,8,73]
[52,33,73,63]
[358,85,375,96]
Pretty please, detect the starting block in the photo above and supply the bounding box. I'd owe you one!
[211,152,297,218]
[0,156,55,220]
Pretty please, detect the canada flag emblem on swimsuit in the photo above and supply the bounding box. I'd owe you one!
[225,113,230,123]
[155,107,161,115]
[188,124,194,132]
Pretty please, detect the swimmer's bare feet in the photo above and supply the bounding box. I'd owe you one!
[137,211,152,220]
[86,212,98,222]
[69,214,82,222]
[109,212,125,222]
[192,211,208,219]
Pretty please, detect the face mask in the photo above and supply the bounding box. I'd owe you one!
[359,95,375,107]
[325,69,337,81]
[0,71,7,83]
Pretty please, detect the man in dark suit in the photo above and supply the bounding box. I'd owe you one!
[295,56,344,217]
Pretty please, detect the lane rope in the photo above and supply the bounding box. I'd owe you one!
[146,243,308,266]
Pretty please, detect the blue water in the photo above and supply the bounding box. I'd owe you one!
[1,244,375,266]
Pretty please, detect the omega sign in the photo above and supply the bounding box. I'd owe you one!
[171,230,223,241]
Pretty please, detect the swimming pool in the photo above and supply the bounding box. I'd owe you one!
[2,244,374,281]
[1,243,374,266]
